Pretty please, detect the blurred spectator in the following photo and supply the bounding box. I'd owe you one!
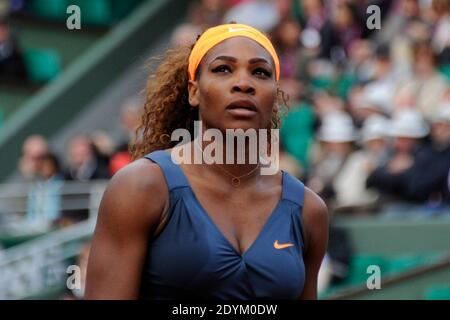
[350,86,388,125]
[223,0,281,32]
[296,0,326,31]
[313,91,345,118]
[0,19,27,83]
[367,110,430,201]
[171,23,202,46]
[188,0,226,29]
[394,41,448,120]
[308,111,358,202]
[60,136,109,226]
[378,0,424,45]
[107,97,143,175]
[280,78,315,170]
[294,0,333,59]
[295,33,340,99]
[431,0,450,64]
[346,39,375,85]
[350,44,410,124]
[329,2,362,62]
[401,104,450,203]
[17,135,48,181]
[333,115,390,209]
[115,97,143,150]
[90,130,115,160]
[26,152,63,229]
[64,135,110,182]
[272,18,302,79]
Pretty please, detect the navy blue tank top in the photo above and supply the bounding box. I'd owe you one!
[139,150,306,299]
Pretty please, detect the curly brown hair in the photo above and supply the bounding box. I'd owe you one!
[129,43,289,161]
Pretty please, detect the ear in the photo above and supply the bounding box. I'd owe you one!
[188,79,200,107]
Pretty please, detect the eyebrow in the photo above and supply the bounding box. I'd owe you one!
[211,56,271,65]
[248,57,271,65]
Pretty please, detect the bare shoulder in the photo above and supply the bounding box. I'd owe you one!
[303,187,328,219]
[97,158,169,234]
[301,187,329,249]
[108,158,167,196]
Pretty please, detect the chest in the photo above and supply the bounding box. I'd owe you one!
[145,187,305,299]
[187,175,282,256]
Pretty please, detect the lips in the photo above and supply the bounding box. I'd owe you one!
[226,99,257,111]
[226,100,258,117]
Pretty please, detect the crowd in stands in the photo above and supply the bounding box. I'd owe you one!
[172,0,450,292]
[1,0,450,297]
[172,0,450,214]
[14,97,142,230]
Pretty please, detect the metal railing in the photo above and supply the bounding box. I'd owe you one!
[0,218,96,299]
[0,180,107,299]
[0,180,107,231]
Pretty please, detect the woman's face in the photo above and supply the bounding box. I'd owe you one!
[188,37,277,133]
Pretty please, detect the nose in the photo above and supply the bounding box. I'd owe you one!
[231,74,255,95]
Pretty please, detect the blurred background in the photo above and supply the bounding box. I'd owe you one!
[0,0,449,300]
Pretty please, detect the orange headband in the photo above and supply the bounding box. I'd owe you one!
[188,23,280,81]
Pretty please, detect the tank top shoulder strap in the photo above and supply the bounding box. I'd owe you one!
[143,150,190,191]
[281,171,305,208]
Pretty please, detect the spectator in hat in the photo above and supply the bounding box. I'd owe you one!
[307,111,358,203]
[402,104,450,204]
[333,115,390,210]
[350,84,392,126]
[367,110,429,201]
[350,43,410,124]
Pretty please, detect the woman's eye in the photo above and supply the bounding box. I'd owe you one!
[254,68,272,78]
[212,65,231,73]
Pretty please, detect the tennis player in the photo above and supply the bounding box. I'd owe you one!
[85,23,328,300]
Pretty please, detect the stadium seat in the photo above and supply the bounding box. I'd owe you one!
[29,0,68,20]
[425,286,450,300]
[72,0,113,26]
[24,49,62,83]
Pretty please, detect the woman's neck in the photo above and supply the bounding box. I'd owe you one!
[193,137,261,180]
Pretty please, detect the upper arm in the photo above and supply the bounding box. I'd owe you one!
[298,187,329,300]
[85,159,168,299]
